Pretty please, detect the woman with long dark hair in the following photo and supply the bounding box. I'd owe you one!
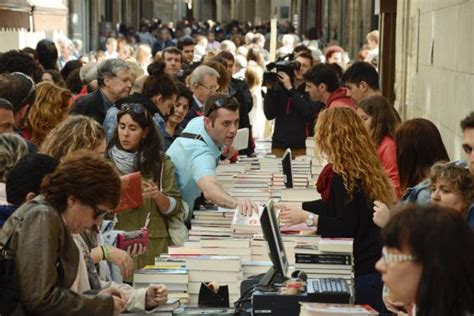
[357,95,401,199]
[107,103,186,268]
[373,118,450,227]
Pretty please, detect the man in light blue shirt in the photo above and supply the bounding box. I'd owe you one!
[167,93,257,222]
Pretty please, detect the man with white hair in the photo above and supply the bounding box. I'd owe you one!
[233,55,248,80]
[71,59,132,124]
[220,40,237,55]
[181,65,220,128]
[277,34,296,58]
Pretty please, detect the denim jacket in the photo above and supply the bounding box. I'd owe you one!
[103,107,166,148]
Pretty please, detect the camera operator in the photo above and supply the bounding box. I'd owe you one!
[263,51,324,157]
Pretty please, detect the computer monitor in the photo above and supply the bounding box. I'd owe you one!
[258,200,289,287]
[281,148,293,188]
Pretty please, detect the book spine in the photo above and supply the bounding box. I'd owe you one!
[295,253,352,265]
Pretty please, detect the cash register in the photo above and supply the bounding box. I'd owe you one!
[238,200,351,316]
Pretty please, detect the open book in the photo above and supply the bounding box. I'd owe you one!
[114,172,143,213]
[232,127,249,151]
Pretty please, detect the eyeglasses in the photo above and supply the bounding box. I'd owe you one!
[463,144,473,155]
[94,208,108,219]
[198,83,219,93]
[205,95,238,117]
[381,247,416,264]
[11,72,35,106]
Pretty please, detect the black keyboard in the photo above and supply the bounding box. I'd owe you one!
[306,278,351,303]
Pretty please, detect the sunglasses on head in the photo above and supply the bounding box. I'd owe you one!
[205,96,238,117]
[12,72,35,106]
[120,103,149,120]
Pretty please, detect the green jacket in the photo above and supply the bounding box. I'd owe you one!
[114,155,186,269]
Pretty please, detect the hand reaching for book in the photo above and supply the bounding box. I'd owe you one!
[279,207,308,226]
[146,284,168,309]
[107,246,134,278]
[238,199,259,216]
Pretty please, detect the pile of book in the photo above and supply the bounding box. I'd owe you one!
[231,172,272,203]
[189,208,234,238]
[299,302,378,315]
[258,156,282,173]
[169,238,252,261]
[236,156,260,170]
[250,234,297,265]
[292,158,312,189]
[185,255,243,305]
[133,259,189,304]
[294,238,354,286]
[241,260,272,279]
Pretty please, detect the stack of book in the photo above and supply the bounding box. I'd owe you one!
[294,239,354,285]
[280,187,319,203]
[292,158,312,188]
[133,264,189,303]
[305,137,316,157]
[258,156,281,173]
[231,172,272,203]
[189,208,234,238]
[241,260,272,279]
[250,234,297,265]
[169,238,252,261]
[236,156,260,170]
[299,302,378,315]
[185,255,243,305]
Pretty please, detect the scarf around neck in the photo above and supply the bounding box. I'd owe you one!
[109,146,137,174]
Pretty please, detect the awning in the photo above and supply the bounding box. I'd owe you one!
[31,3,68,33]
[0,0,32,30]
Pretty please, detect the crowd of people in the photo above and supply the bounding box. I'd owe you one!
[0,17,473,316]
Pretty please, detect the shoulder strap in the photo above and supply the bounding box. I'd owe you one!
[179,132,206,143]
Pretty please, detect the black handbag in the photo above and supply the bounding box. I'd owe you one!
[0,220,25,316]
[198,282,230,308]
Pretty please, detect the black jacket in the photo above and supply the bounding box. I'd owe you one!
[302,174,382,277]
[229,78,254,155]
[181,98,202,129]
[264,82,323,148]
[70,90,108,124]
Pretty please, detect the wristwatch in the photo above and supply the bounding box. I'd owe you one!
[306,213,315,227]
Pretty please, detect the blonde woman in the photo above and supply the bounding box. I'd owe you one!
[135,44,152,74]
[40,115,106,160]
[23,81,72,146]
[0,133,28,204]
[278,107,393,312]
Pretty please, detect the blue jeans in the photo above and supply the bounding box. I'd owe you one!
[354,272,387,313]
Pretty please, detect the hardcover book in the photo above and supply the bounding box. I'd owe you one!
[115,172,143,213]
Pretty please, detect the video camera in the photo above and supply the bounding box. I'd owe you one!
[263,53,301,86]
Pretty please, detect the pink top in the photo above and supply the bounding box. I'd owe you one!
[378,136,401,199]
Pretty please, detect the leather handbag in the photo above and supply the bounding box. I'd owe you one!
[0,220,25,316]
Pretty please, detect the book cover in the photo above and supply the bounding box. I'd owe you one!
[115,172,143,213]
